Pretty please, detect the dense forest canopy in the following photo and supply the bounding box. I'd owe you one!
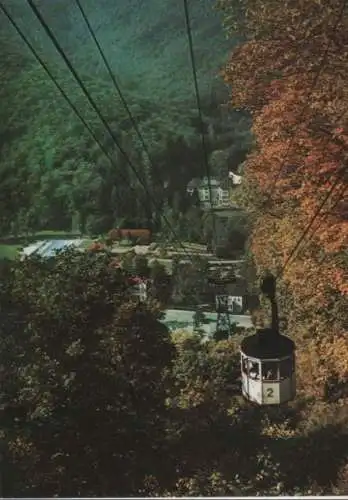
[0,0,251,237]
[5,0,231,99]
[1,250,348,496]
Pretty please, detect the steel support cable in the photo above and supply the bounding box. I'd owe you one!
[241,110,348,261]
[295,180,347,260]
[24,0,194,261]
[25,0,153,216]
[265,106,348,217]
[316,183,347,268]
[266,0,347,203]
[276,165,347,278]
[242,108,348,264]
[242,2,348,268]
[242,167,347,285]
[183,0,217,243]
[74,0,166,192]
[0,1,137,213]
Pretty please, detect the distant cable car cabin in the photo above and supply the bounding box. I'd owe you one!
[240,273,296,405]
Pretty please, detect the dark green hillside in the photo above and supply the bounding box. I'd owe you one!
[4,0,232,101]
[0,0,251,239]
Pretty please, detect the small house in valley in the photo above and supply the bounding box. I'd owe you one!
[187,177,230,208]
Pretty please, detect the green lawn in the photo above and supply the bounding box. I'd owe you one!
[28,230,83,240]
[79,239,95,249]
[0,231,83,245]
[0,244,21,260]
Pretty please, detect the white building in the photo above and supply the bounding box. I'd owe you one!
[228,171,242,185]
[187,177,230,208]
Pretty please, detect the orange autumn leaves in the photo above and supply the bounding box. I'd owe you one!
[220,0,348,395]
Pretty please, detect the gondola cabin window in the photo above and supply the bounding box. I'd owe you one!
[248,360,260,380]
[262,361,278,381]
[242,357,260,379]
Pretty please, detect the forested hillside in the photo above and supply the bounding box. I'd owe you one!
[6,0,231,99]
[220,0,348,419]
[0,0,251,238]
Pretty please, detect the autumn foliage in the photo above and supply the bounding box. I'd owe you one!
[220,0,348,398]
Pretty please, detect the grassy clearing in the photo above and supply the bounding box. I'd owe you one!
[34,231,82,240]
[79,239,95,249]
[0,231,83,246]
[0,244,21,260]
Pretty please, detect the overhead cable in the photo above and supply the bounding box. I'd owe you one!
[266,0,347,202]
[74,0,166,192]
[183,0,217,243]
[276,165,347,278]
[24,0,194,261]
[0,0,137,212]
[295,180,347,261]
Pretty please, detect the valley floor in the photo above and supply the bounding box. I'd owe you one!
[163,308,252,336]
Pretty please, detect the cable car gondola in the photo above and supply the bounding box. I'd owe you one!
[240,274,296,405]
[240,328,295,405]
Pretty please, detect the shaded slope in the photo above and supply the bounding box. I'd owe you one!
[3,0,232,102]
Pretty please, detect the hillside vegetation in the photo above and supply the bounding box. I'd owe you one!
[220,0,348,414]
[0,0,251,239]
[5,0,232,101]
[1,0,348,496]
[1,251,347,497]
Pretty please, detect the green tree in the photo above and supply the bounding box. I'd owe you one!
[172,256,211,307]
[149,259,172,305]
[181,206,205,243]
[133,254,150,278]
[0,250,174,496]
[193,308,206,336]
